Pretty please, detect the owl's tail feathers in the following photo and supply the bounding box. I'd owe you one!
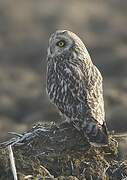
[82,120,108,145]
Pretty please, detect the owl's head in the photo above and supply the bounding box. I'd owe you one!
[47,30,86,58]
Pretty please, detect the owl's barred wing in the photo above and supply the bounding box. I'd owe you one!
[57,61,105,124]
[88,65,105,125]
[85,65,108,144]
[56,62,108,144]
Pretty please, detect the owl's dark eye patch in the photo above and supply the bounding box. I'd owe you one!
[56,40,66,47]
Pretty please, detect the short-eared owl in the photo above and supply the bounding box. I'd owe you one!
[46,30,108,144]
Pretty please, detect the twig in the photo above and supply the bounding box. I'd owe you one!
[8,145,18,180]
[40,165,54,178]
[113,133,127,138]
[8,132,23,137]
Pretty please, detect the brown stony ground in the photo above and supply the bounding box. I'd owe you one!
[0,0,127,140]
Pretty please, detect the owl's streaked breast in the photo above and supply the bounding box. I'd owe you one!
[46,59,86,119]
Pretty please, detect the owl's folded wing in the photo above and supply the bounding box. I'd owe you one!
[57,62,105,125]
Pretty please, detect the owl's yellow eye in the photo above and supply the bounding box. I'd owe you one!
[56,40,65,47]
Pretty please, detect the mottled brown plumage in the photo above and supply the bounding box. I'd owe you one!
[46,30,108,144]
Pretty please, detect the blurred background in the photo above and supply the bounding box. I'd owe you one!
[0,0,127,141]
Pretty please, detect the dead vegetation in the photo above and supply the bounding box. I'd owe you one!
[0,122,127,180]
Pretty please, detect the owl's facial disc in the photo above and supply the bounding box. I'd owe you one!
[48,31,73,57]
